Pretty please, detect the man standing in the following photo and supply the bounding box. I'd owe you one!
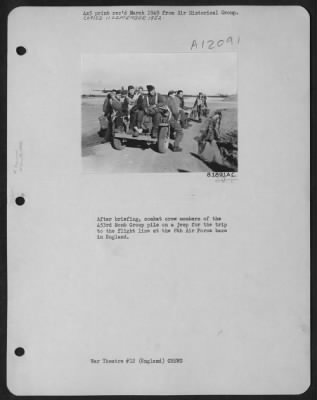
[102,89,122,133]
[142,85,165,138]
[202,94,209,117]
[106,90,125,131]
[193,92,204,122]
[198,110,222,153]
[175,90,188,128]
[103,89,116,116]
[166,90,184,152]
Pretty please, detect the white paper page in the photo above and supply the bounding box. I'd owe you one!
[7,5,310,395]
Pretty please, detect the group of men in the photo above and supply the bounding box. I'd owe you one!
[103,85,189,152]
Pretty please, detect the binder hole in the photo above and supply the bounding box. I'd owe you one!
[15,347,25,357]
[16,46,26,56]
[15,196,25,206]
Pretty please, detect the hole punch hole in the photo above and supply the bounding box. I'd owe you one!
[16,46,26,56]
[15,347,25,357]
[15,196,25,206]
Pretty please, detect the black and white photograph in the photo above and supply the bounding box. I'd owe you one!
[82,53,237,173]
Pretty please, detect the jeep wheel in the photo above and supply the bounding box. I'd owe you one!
[157,126,169,153]
[112,138,125,150]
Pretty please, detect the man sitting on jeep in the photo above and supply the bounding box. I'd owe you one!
[122,85,144,135]
[142,85,166,138]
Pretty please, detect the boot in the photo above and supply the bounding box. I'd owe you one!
[133,127,143,137]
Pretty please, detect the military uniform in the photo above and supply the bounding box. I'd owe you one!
[122,93,144,131]
[142,87,166,137]
[166,95,184,151]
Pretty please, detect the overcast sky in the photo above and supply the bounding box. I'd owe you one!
[82,53,237,95]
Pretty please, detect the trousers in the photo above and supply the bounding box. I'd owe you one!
[146,110,162,136]
[129,110,144,129]
[169,118,183,147]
